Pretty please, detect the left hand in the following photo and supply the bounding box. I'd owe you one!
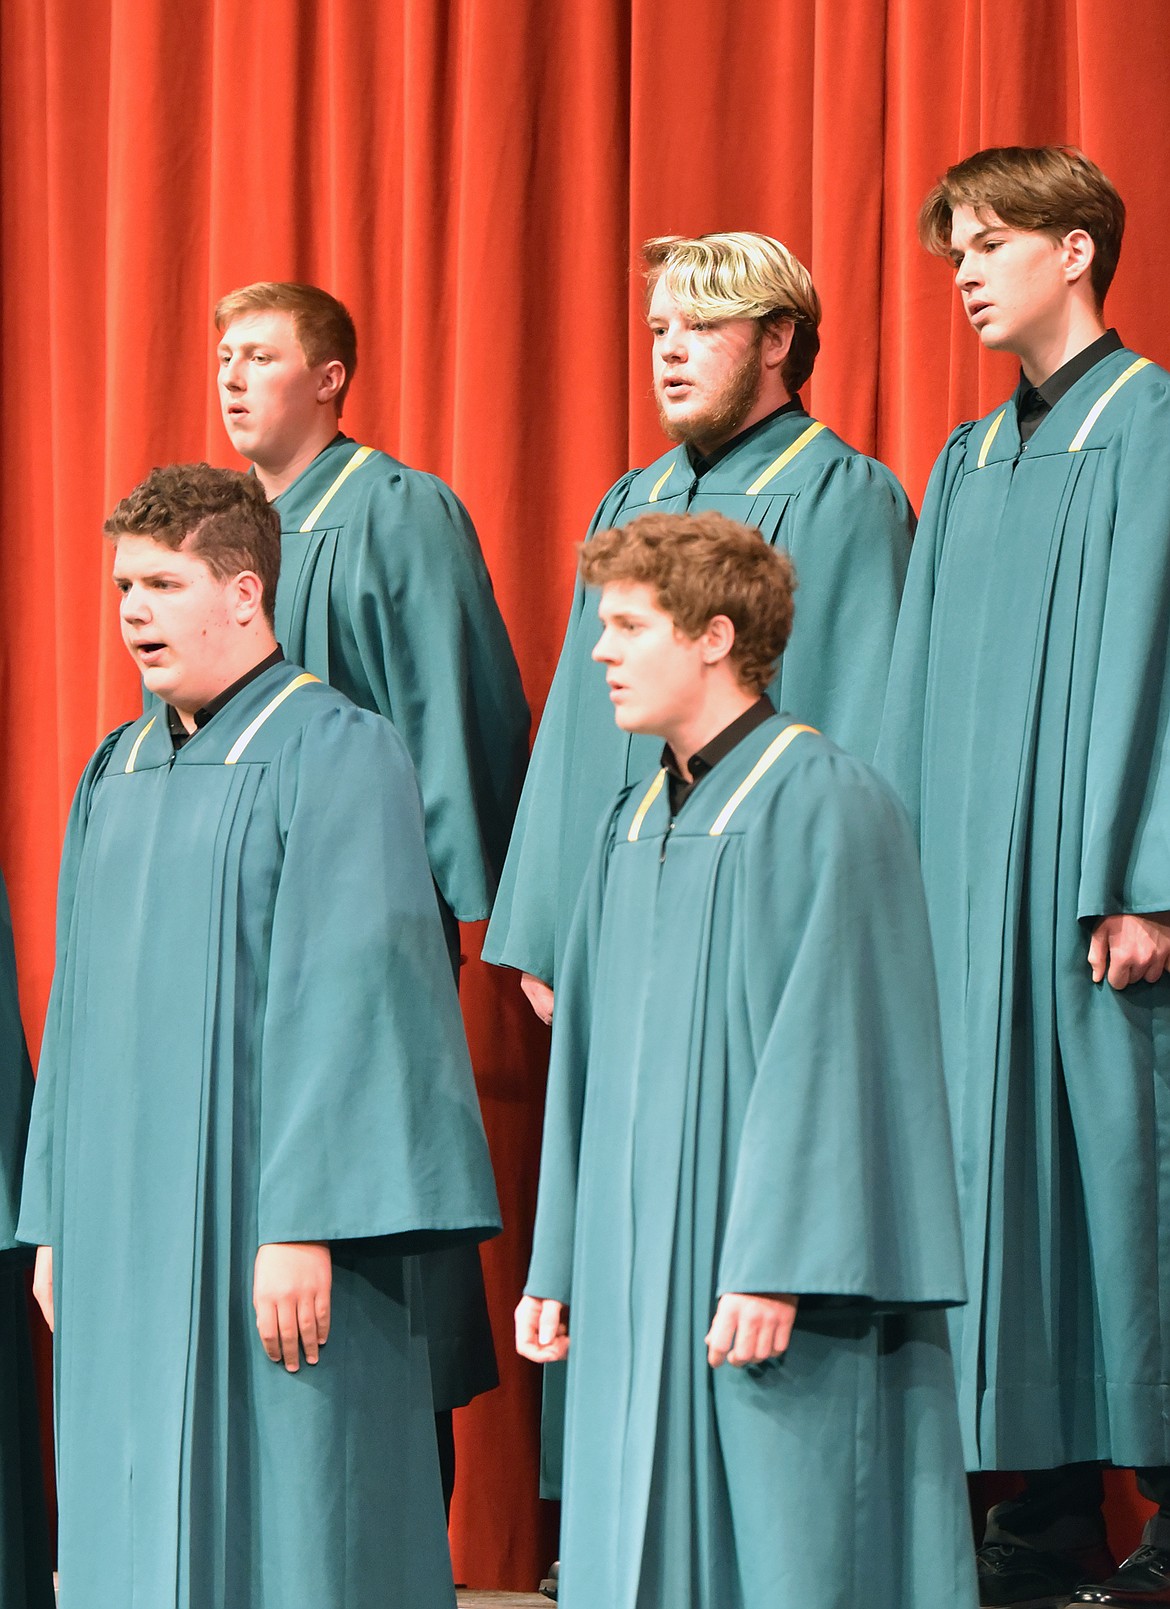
[705,1292,799,1368]
[1088,912,1170,989]
[253,1241,332,1372]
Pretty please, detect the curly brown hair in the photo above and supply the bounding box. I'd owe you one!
[104,464,281,626]
[579,511,796,695]
[919,146,1125,307]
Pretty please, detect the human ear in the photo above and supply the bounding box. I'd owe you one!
[760,316,795,373]
[233,571,265,626]
[701,614,736,665]
[1061,228,1096,287]
[317,360,346,406]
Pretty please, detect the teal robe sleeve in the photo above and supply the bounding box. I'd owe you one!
[483,470,640,982]
[342,470,529,924]
[1077,380,1170,918]
[17,728,127,1247]
[521,797,626,1302]
[257,704,502,1248]
[716,752,966,1305]
[0,873,32,1253]
[874,424,974,832]
[775,454,914,764]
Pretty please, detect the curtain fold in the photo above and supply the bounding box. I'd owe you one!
[3,0,1168,1585]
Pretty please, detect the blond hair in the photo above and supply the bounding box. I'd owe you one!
[214,282,358,410]
[642,232,822,393]
[919,147,1125,307]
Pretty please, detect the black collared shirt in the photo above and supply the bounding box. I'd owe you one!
[166,647,285,751]
[661,695,777,816]
[1015,328,1124,444]
[685,397,806,479]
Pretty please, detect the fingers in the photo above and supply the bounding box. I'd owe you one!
[704,1300,736,1369]
[1087,925,1107,984]
[515,1296,569,1362]
[537,1299,562,1348]
[520,974,555,1026]
[256,1298,282,1364]
[707,1294,799,1368]
[253,1243,332,1372]
[33,1247,53,1334]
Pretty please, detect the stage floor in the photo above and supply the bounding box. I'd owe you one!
[458,1594,548,1606]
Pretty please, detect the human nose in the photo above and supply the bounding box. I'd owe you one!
[592,626,617,664]
[656,321,687,363]
[220,354,244,391]
[120,585,149,625]
[955,253,980,290]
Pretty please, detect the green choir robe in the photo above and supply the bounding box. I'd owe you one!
[0,874,53,1609]
[273,432,528,1409]
[486,406,914,1495]
[484,406,914,992]
[18,667,502,1609]
[876,348,1170,1470]
[527,718,976,1609]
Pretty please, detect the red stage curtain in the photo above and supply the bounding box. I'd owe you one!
[3,0,1169,1587]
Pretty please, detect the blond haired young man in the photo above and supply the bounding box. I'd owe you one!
[485,231,914,1028]
[215,282,529,1503]
[517,510,976,1609]
[878,146,1170,1608]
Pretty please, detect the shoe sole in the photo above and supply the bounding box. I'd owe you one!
[979,1596,1073,1609]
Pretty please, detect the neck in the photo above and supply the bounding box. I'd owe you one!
[1016,303,1108,388]
[661,685,758,779]
[252,418,341,498]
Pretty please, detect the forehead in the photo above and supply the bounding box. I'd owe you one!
[647,276,687,321]
[949,204,1016,250]
[217,308,300,349]
[598,579,666,619]
[112,533,214,579]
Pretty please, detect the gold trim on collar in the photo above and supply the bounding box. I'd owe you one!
[299,445,374,531]
[224,674,320,765]
[1068,357,1151,452]
[627,769,666,841]
[745,420,825,495]
[647,461,677,503]
[124,716,157,774]
[709,723,817,836]
[977,410,1006,469]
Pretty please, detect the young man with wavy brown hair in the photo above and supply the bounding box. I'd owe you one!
[517,510,976,1609]
[879,145,1170,1608]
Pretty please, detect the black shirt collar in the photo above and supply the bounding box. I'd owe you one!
[661,695,777,815]
[166,646,285,749]
[1016,328,1124,443]
[685,396,806,479]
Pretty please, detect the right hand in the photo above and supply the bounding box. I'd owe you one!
[33,1245,53,1332]
[521,973,554,1025]
[515,1294,569,1362]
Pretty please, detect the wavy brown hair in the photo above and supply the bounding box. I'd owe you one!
[580,511,796,695]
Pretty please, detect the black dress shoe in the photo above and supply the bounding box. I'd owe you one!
[1072,1546,1170,1604]
[539,1559,559,1601]
[978,1542,1114,1609]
